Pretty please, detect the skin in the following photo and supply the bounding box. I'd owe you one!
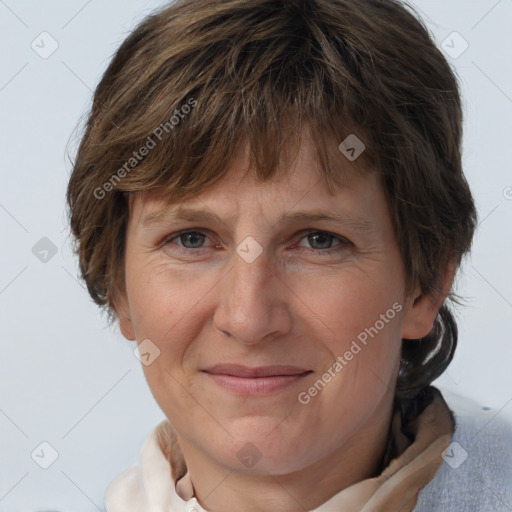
[118,132,454,512]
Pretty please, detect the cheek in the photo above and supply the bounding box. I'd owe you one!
[125,260,218,404]
[297,282,403,438]
[299,270,404,393]
[126,257,207,337]
[304,270,401,342]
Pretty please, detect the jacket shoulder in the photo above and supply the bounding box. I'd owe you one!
[414,390,512,511]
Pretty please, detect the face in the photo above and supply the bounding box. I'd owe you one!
[119,133,437,476]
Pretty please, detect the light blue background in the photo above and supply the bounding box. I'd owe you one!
[1,1,511,510]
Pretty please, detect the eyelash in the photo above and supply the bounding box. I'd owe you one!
[162,229,352,256]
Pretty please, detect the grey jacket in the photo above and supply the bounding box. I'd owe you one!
[414,390,512,511]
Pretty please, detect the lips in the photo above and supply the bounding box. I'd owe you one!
[202,364,312,395]
[203,364,311,378]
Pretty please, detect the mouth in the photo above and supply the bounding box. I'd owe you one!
[201,364,313,395]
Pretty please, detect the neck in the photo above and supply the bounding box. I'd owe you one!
[176,394,395,512]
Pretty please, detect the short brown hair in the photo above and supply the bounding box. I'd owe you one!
[67,0,477,399]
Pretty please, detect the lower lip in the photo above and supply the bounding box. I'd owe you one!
[204,372,310,395]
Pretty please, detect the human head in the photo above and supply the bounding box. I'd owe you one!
[67,0,476,403]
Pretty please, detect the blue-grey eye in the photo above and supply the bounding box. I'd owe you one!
[306,232,338,250]
[179,231,206,248]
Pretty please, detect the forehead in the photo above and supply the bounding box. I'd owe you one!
[126,121,381,222]
[128,138,389,240]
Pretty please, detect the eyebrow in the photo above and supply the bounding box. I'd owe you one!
[141,206,376,234]
[142,206,225,227]
[278,211,376,234]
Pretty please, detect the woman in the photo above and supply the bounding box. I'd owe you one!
[67,0,512,510]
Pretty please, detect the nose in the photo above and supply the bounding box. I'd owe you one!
[212,247,292,345]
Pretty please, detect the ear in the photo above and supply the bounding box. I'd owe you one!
[401,262,456,340]
[116,295,136,341]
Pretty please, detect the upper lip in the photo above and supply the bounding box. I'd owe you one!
[203,364,311,378]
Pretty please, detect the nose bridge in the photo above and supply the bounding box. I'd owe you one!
[213,248,291,344]
[230,251,269,305]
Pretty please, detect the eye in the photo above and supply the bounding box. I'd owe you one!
[164,230,213,250]
[295,231,351,254]
[301,232,338,250]
[176,231,207,249]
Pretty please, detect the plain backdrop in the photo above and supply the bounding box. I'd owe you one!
[1,0,511,510]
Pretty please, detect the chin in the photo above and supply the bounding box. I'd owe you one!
[211,416,317,474]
